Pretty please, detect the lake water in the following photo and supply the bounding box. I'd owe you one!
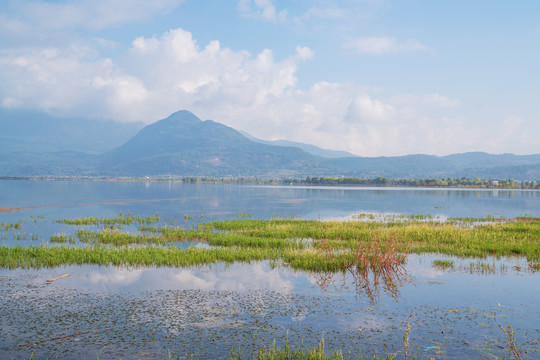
[1,180,539,359]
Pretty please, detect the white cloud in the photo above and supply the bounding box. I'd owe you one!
[345,36,428,55]
[0,25,537,156]
[237,0,288,23]
[345,95,395,123]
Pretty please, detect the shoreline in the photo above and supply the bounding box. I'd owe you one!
[1,175,538,190]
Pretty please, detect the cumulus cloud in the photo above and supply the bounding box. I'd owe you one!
[345,36,428,54]
[237,0,288,23]
[0,24,536,156]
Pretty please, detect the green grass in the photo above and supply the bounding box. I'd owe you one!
[1,215,539,270]
[433,259,455,269]
[230,337,394,360]
[50,233,76,244]
[0,245,279,269]
[1,221,23,231]
[55,213,160,227]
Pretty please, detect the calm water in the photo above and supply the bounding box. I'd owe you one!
[1,180,539,359]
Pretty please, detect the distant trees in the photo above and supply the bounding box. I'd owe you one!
[303,176,539,189]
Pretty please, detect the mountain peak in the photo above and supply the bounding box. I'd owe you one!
[153,110,202,128]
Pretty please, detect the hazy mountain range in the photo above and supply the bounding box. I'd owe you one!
[1,109,539,180]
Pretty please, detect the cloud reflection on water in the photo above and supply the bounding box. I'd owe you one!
[71,262,295,293]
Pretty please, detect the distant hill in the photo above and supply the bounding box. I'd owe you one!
[0,109,144,154]
[1,109,539,180]
[240,131,357,158]
[0,108,144,175]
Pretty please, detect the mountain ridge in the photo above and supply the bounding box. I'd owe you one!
[1,109,539,180]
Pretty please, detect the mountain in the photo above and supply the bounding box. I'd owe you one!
[442,152,540,168]
[1,109,539,180]
[0,108,144,175]
[240,131,357,158]
[0,108,144,154]
[97,110,323,177]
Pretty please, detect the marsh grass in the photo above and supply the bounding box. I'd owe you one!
[433,259,455,270]
[528,262,540,272]
[1,221,23,231]
[0,245,280,269]
[1,215,539,272]
[76,229,167,246]
[50,233,76,244]
[56,213,160,227]
[229,337,395,360]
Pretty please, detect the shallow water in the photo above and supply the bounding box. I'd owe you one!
[1,255,539,359]
[1,180,539,359]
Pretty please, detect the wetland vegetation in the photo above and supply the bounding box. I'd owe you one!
[1,214,539,272]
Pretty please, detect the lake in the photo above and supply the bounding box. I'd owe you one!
[1,180,539,359]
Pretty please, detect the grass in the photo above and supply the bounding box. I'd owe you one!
[1,215,539,271]
[50,233,76,244]
[55,213,160,227]
[1,221,23,231]
[230,337,395,360]
[0,245,280,269]
[433,259,455,270]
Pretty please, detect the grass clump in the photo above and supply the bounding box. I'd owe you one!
[56,213,160,227]
[230,337,394,360]
[50,233,76,244]
[433,259,455,270]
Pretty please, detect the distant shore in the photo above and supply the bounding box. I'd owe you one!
[1,175,538,189]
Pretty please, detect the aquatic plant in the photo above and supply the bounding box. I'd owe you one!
[50,233,76,244]
[56,213,160,227]
[498,322,523,360]
[403,312,414,360]
[1,221,23,231]
[229,336,395,360]
[432,259,454,270]
[2,215,539,273]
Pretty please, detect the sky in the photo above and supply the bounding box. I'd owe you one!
[1,0,539,157]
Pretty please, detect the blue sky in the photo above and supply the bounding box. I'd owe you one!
[1,0,539,156]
